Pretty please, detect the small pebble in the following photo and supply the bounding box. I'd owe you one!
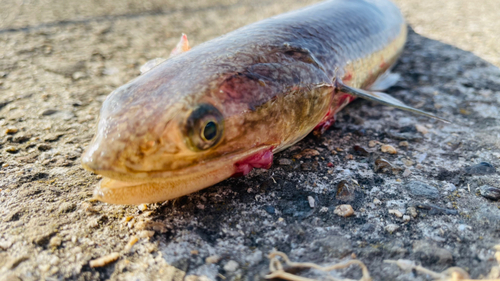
[389,209,403,218]
[465,162,496,175]
[405,181,439,199]
[293,148,320,159]
[38,144,52,151]
[43,133,63,142]
[444,183,457,192]
[138,204,147,211]
[407,206,418,218]
[353,145,370,156]
[336,180,356,202]
[385,224,400,233]
[142,211,153,217]
[123,216,134,223]
[307,196,315,208]
[41,109,58,116]
[264,205,275,214]
[205,255,221,264]
[301,163,313,171]
[81,202,95,213]
[402,168,411,177]
[5,127,18,134]
[374,157,399,174]
[359,223,376,233]
[416,153,427,163]
[399,141,409,147]
[334,204,354,217]
[49,236,62,248]
[319,206,329,213]
[59,202,76,213]
[403,215,411,222]
[87,219,99,228]
[479,185,500,200]
[190,250,199,255]
[381,144,397,154]
[124,236,139,251]
[39,264,51,273]
[278,158,292,165]
[402,159,414,166]
[457,224,470,232]
[373,198,382,205]
[223,260,239,272]
[138,230,155,238]
[368,140,378,147]
[5,146,18,153]
[89,253,120,268]
[133,220,147,230]
[415,124,429,134]
[72,71,86,80]
[417,203,458,215]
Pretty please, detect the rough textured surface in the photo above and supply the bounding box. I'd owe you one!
[1,0,500,280]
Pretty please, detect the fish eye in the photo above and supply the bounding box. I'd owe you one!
[184,104,224,151]
[202,121,218,141]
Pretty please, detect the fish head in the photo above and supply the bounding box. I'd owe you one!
[81,58,277,204]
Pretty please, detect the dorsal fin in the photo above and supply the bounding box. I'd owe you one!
[139,58,167,74]
[139,34,192,74]
[169,33,191,58]
[336,81,450,123]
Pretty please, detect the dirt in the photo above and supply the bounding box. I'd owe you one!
[1,0,500,280]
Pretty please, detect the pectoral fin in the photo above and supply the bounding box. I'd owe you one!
[337,81,450,123]
[368,71,400,91]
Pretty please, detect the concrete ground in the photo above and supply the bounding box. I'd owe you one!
[1,0,500,280]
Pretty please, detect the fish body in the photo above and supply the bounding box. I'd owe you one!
[82,0,411,204]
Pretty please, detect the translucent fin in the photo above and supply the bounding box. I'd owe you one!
[139,58,167,74]
[169,33,191,58]
[139,34,191,74]
[337,81,450,123]
[369,71,401,91]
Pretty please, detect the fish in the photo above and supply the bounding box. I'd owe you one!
[82,0,446,205]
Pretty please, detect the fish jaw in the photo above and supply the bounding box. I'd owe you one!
[94,164,235,205]
[92,145,274,204]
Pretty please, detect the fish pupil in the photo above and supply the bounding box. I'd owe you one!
[203,121,217,141]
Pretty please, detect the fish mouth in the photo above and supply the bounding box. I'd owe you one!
[86,145,273,205]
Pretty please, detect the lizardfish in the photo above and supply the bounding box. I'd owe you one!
[82,0,446,204]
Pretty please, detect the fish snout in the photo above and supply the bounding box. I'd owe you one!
[81,132,130,176]
[82,119,186,177]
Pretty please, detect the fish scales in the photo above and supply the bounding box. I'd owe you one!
[82,0,408,204]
